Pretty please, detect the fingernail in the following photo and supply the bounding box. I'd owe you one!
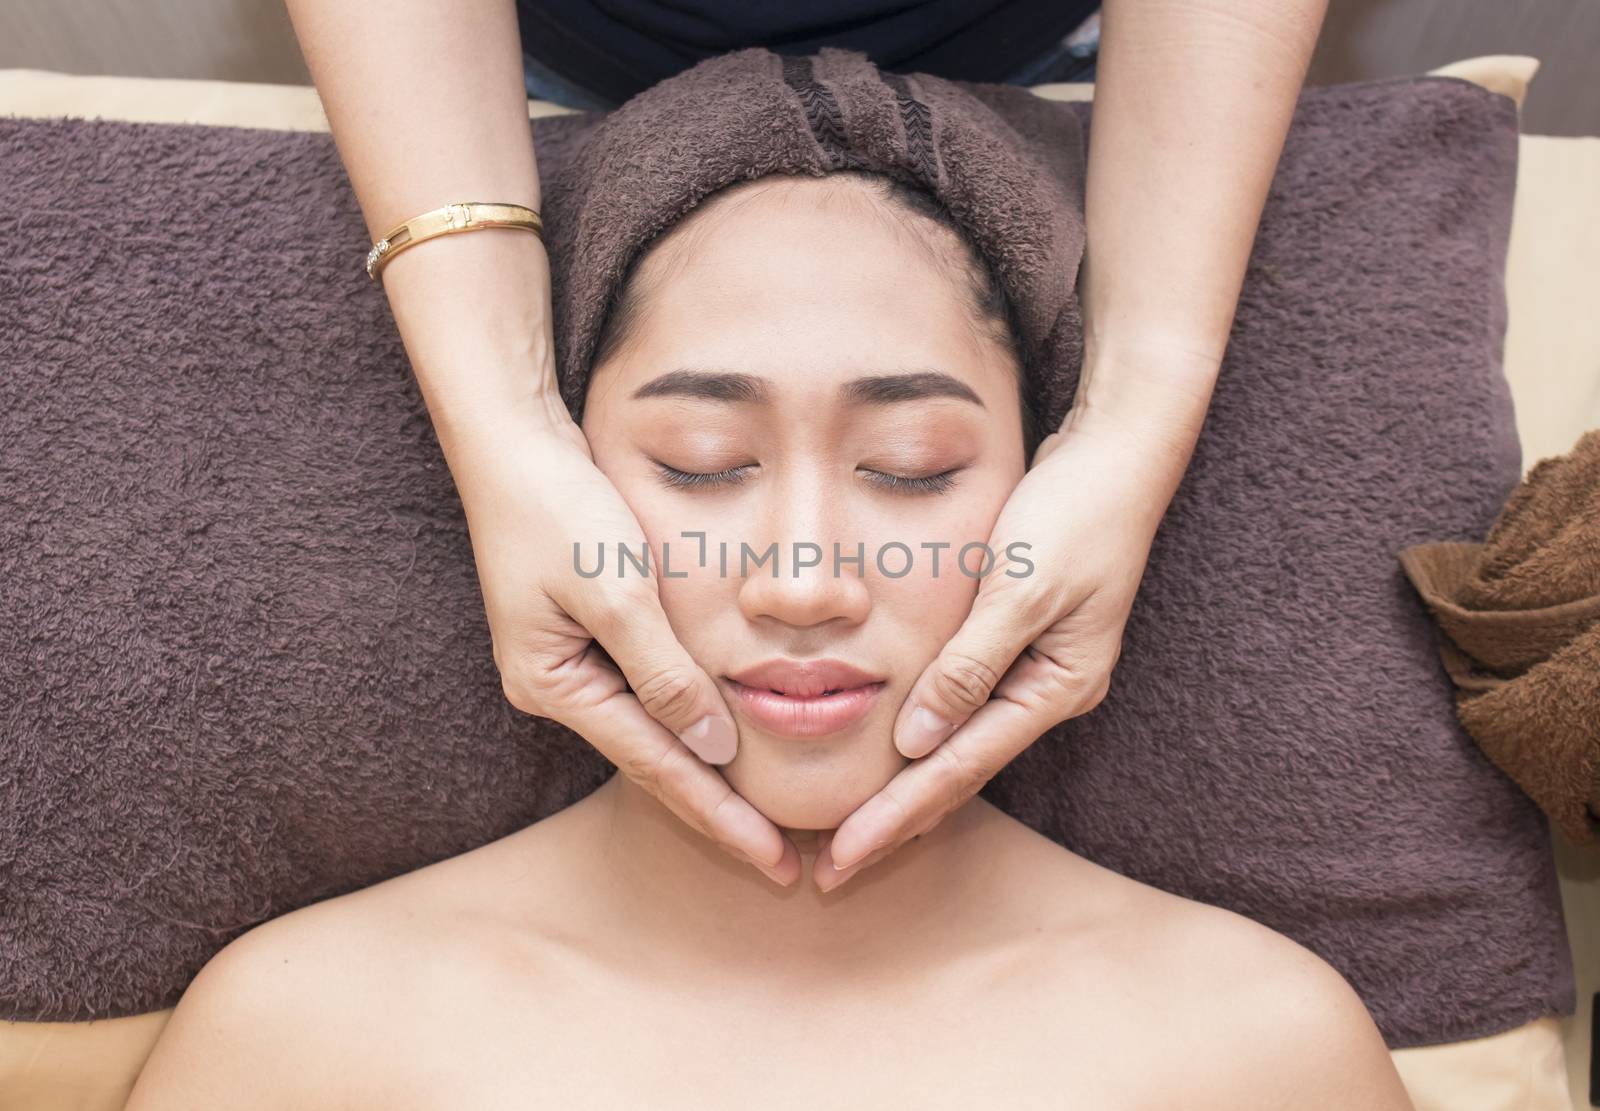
[678,713,737,764]
[831,845,880,872]
[830,802,890,871]
[899,704,953,759]
[728,808,785,870]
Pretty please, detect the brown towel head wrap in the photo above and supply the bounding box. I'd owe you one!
[538,46,1088,442]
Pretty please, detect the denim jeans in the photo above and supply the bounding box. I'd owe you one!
[521,10,1100,111]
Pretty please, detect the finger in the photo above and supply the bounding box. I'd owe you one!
[742,833,803,887]
[549,658,793,874]
[564,577,741,765]
[831,690,1049,872]
[813,832,897,894]
[892,576,1059,761]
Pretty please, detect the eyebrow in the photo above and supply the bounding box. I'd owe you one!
[629,368,985,409]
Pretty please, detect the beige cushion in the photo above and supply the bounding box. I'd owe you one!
[1,54,1594,1111]
[0,1010,171,1110]
[1390,1015,1573,1111]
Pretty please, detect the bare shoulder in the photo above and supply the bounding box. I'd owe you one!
[1070,865,1413,1110]
[124,821,562,1111]
[1156,896,1416,1110]
[981,813,1413,1110]
[123,892,393,1109]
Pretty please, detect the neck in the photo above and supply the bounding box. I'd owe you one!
[575,772,999,973]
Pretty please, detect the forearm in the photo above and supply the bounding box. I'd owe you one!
[1072,0,1327,457]
[284,0,562,450]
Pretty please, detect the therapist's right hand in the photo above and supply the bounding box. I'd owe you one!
[445,394,799,886]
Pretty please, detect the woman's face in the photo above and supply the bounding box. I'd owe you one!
[582,174,1027,830]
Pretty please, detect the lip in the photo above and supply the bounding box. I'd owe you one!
[724,658,887,739]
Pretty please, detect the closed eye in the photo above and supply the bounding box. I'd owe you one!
[652,461,963,496]
[654,462,754,491]
[860,468,962,495]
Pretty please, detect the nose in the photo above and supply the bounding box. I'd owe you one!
[735,478,872,632]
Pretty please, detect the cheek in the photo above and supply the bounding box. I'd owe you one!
[874,546,982,648]
[857,488,1007,664]
[653,558,733,655]
[858,465,1017,575]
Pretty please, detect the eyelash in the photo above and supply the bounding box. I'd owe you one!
[653,463,961,495]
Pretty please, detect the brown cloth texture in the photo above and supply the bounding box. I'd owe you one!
[546,47,1085,432]
[0,47,1574,1048]
[1401,427,1600,846]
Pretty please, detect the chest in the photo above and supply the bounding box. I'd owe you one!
[375,964,1182,1111]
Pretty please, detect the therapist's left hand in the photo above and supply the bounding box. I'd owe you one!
[816,396,1200,891]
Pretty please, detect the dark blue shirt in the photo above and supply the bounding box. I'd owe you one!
[516,0,1099,108]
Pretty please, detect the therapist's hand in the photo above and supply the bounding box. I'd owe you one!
[817,387,1203,890]
[446,394,799,886]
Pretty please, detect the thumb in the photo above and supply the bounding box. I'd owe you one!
[567,579,740,765]
[892,579,1050,760]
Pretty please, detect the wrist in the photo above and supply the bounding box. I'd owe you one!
[1063,347,1220,480]
[426,376,577,463]
[1070,339,1220,427]
[384,227,562,418]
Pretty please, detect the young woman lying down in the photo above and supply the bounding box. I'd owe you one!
[125,171,1414,1110]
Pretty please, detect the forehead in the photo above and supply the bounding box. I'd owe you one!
[590,176,1016,409]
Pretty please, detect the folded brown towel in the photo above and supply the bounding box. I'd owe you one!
[1401,428,1600,845]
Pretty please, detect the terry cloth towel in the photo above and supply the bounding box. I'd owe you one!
[1400,427,1600,846]
[547,48,1085,431]
[0,48,1575,1048]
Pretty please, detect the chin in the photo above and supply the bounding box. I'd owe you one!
[720,738,906,831]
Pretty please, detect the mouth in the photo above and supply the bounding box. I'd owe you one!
[723,658,888,739]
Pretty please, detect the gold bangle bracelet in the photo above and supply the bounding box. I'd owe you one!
[365,202,544,283]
